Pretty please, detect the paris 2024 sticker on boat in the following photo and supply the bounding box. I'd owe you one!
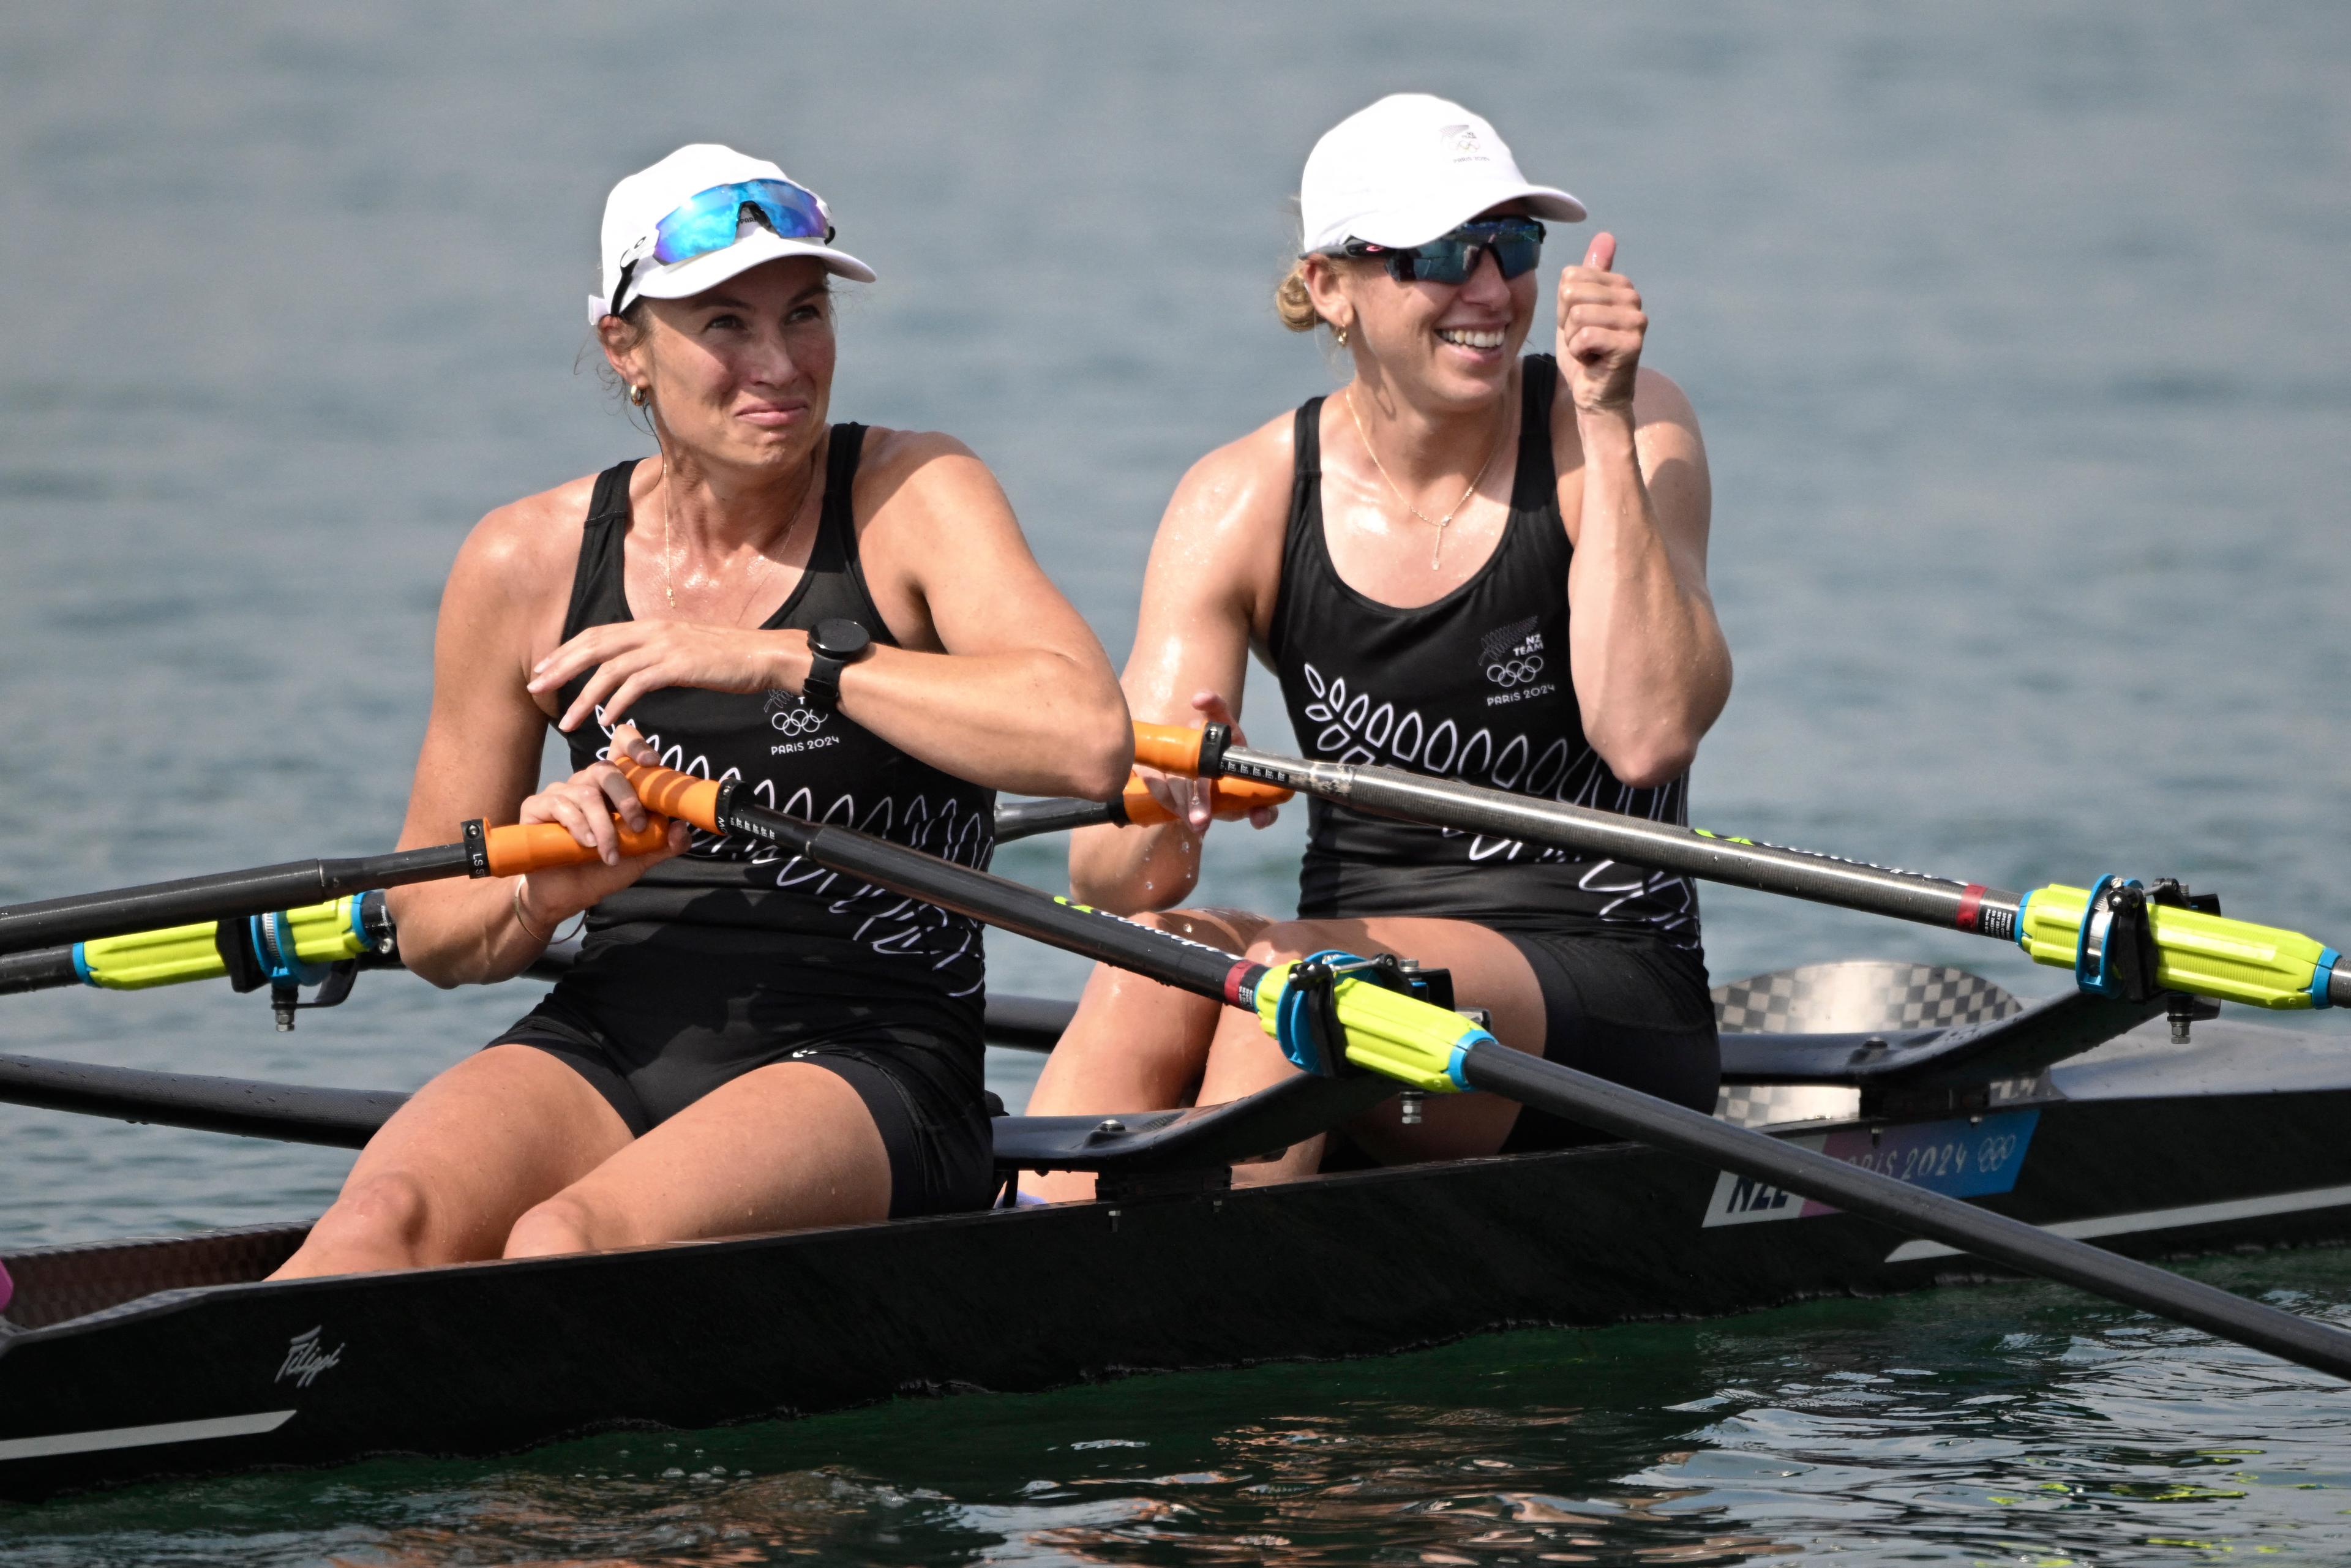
[1702,1109,2041,1228]
[1703,959,2040,1226]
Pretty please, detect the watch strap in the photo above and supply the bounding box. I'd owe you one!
[802,618,872,714]
[804,653,848,712]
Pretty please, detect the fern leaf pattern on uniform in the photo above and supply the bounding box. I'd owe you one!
[605,724,993,996]
[1297,661,1697,941]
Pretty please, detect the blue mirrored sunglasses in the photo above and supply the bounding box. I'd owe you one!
[1338,219,1547,285]
[643,178,833,265]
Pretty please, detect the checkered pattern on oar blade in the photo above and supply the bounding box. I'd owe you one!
[1709,961,2023,1128]
[1712,960,2021,1036]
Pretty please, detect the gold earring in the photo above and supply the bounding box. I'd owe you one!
[628,384,648,406]
[1334,323,1350,347]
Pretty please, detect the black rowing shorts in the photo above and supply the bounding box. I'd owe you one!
[487,994,996,1220]
[1494,929,1720,1152]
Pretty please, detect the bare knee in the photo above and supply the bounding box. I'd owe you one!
[503,1193,613,1259]
[277,1171,437,1278]
[1075,917,1235,1015]
[320,1171,435,1251]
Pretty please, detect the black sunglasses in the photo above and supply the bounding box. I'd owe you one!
[1337,218,1547,285]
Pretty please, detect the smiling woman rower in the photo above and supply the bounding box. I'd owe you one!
[1025,96,1731,1198]
[276,144,1128,1276]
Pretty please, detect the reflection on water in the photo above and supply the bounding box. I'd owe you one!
[8,1252,2350,1564]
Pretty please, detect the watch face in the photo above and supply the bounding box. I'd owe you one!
[812,618,872,659]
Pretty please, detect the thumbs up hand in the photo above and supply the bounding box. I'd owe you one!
[1557,233,1647,415]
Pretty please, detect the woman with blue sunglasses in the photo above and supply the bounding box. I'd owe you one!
[278,144,1128,1276]
[1027,95,1731,1196]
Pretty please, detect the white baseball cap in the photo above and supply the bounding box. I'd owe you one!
[1299,94,1585,256]
[588,143,875,325]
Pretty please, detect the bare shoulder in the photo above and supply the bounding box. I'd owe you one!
[1631,367,1700,432]
[853,424,989,493]
[855,422,977,469]
[1160,407,1295,548]
[451,471,600,603]
[847,425,1008,533]
[1130,407,1298,642]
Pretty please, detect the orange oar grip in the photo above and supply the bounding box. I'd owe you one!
[1213,776,1294,812]
[1119,775,1177,828]
[484,817,672,876]
[613,759,726,833]
[1131,722,1207,777]
[1114,771,1292,830]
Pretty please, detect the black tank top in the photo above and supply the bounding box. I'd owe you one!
[549,425,996,1026]
[1267,356,1700,947]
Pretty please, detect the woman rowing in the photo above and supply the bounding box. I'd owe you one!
[279,144,1128,1275]
[1026,96,1730,1196]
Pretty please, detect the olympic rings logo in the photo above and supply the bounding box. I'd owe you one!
[1485,656,1545,688]
[770,706,828,737]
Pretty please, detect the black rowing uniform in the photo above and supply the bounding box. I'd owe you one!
[1267,355,1720,1146]
[489,425,997,1217]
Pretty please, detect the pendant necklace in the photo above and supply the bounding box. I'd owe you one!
[1345,386,1504,569]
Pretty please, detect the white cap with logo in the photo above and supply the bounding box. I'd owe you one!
[1299,94,1586,256]
[589,143,876,325]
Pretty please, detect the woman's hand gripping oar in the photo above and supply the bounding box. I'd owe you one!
[1136,721,2351,1017]
[0,783,1128,1003]
[611,753,2351,1385]
[0,801,677,959]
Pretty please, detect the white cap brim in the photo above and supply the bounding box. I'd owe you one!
[1340,179,1586,252]
[637,229,877,294]
[1335,179,1589,252]
[593,229,876,321]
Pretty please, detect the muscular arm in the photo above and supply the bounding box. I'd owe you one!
[1554,233,1731,789]
[823,431,1131,800]
[389,486,675,986]
[1561,367,1730,786]
[1068,426,1289,913]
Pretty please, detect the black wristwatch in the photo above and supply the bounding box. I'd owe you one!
[803,618,874,712]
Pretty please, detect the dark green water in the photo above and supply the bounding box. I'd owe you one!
[4,2,2350,1559]
[10,1253,2351,1563]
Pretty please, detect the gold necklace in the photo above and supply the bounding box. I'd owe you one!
[1344,387,1504,569]
[661,448,820,614]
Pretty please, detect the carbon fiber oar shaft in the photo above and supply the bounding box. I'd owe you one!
[1135,724,2351,1011]
[0,849,468,959]
[1215,743,2017,934]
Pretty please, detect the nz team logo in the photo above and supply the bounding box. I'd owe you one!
[764,688,828,738]
[1479,616,1546,689]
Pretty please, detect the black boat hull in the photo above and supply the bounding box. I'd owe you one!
[4,1017,2349,1501]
